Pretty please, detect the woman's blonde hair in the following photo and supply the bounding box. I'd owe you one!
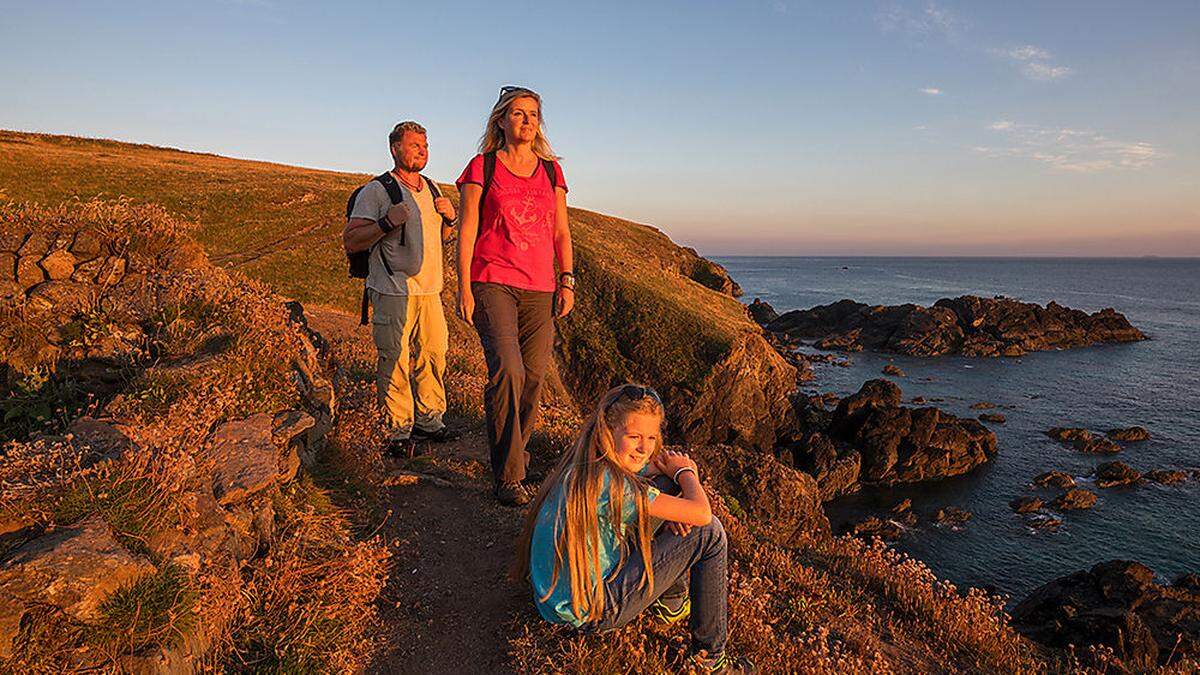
[479,86,558,160]
[514,384,665,623]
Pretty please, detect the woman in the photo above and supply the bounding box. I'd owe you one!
[514,384,754,674]
[456,86,575,506]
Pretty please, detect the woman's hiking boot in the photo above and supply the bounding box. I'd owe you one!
[689,650,756,674]
[648,594,690,625]
[495,481,531,507]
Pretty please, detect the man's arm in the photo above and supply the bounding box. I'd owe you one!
[343,217,387,253]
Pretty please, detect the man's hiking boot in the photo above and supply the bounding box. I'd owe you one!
[495,481,531,507]
[689,651,756,675]
[648,595,690,625]
[412,426,461,443]
[385,437,420,459]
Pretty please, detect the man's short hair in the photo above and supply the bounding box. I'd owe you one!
[389,121,427,145]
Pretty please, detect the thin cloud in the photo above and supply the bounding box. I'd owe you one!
[976,121,1162,173]
[919,87,943,95]
[876,2,965,40]
[993,44,1073,80]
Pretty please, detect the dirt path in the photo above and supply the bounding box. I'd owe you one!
[306,306,536,674]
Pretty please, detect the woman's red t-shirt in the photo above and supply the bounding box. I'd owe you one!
[456,153,567,292]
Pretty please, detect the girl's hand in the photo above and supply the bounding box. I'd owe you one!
[667,521,693,537]
[653,450,698,478]
[457,288,475,326]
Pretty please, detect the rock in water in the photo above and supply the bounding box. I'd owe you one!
[933,506,972,527]
[979,413,1006,424]
[1107,426,1151,442]
[1051,488,1098,510]
[767,295,1144,357]
[747,297,779,325]
[1033,470,1076,489]
[1010,496,1044,513]
[1046,427,1093,443]
[1095,461,1142,488]
[1011,560,1200,669]
[824,379,996,485]
[1144,469,1188,485]
[882,363,905,376]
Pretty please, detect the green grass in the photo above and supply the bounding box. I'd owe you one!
[52,471,176,555]
[87,562,198,654]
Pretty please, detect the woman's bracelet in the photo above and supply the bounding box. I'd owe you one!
[672,466,697,483]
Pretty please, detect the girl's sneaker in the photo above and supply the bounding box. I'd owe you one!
[648,595,690,625]
[689,650,756,674]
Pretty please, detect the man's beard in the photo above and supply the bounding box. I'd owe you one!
[401,157,427,173]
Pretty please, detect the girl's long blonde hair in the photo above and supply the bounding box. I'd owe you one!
[479,86,558,160]
[514,384,664,623]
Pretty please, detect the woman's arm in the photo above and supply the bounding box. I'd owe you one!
[456,183,482,325]
[552,186,574,318]
[647,451,711,526]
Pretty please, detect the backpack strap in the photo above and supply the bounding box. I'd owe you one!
[423,176,454,227]
[480,152,497,206]
[540,158,558,190]
[360,287,371,326]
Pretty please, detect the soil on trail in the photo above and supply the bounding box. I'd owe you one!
[367,433,531,674]
[306,306,541,674]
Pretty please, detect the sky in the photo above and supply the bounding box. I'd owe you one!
[1,1,1198,256]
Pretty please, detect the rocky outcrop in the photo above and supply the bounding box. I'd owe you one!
[1046,428,1122,454]
[1033,471,1076,490]
[747,298,779,326]
[1010,496,1044,513]
[1107,426,1150,442]
[1051,488,1097,510]
[767,295,1144,357]
[1012,560,1200,669]
[790,380,996,498]
[1095,461,1142,488]
[692,444,830,544]
[979,413,1006,424]
[1145,469,1189,485]
[933,507,972,527]
[828,380,996,485]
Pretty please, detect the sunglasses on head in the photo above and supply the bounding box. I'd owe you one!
[613,384,662,406]
[499,85,539,99]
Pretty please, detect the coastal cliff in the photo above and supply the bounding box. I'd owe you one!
[1,131,1193,673]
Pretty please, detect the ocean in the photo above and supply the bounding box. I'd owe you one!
[714,256,1200,602]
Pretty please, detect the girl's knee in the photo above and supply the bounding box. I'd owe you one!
[700,516,727,549]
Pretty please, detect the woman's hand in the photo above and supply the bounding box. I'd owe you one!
[457,288,475,326]
[555,287,575,318]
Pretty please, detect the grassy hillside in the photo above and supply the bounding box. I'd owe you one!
[0,130,787,448]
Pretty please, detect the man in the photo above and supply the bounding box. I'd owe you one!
[343,121,459,455]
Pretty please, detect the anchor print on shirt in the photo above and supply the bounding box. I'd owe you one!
[496,186,554,252]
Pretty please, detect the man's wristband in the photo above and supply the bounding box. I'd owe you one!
[377,215,396,234]
[672,466,697,483]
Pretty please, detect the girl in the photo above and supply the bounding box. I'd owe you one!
[456,85,575,506]
[515,384,753,674]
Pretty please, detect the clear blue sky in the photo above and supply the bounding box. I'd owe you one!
[2,1,1198,255]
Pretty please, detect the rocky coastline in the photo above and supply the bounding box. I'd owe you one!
[757,295,1145,357]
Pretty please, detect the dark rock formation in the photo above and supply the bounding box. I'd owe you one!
[1073,437,1122,455]
[767,295,1144,357]
[1145,469,1189,485]
[1033,471,1076,490]
[1095,461,1142,488]
[1010,496,1044,513]
[1011,560,1200,669]
[882,363,905,377]
[844,516,907,541]
[793,432,860,501]
[1051,488,1097,510]
[1026,514,1063,531]
[1046,427,1093,443]
[747,298,779,325]
[970,401,995,410]
[693,443,830,545]
[1107,426,1151,442]
[889,499,918,527]
[827,379,996,485]
[933,507,972,527]
[979,413,1006,424]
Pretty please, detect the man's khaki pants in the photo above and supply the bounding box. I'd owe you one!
[369,289,448,440]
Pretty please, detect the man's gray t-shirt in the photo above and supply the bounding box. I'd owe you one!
[350,175,444,296]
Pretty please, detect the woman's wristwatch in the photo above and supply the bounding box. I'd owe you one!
[559,271,576,290]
